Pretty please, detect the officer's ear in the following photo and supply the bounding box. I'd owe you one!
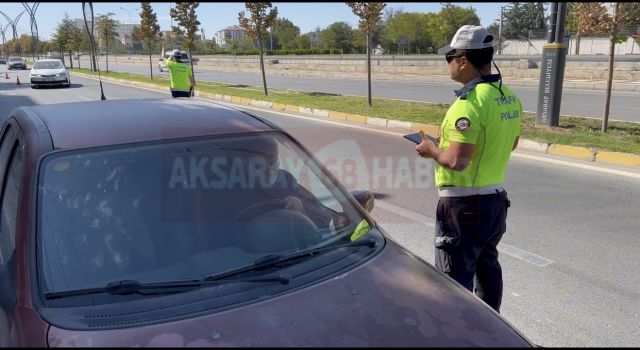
[458,56,471,70]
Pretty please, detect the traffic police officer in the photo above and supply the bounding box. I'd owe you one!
[161,45,196,98]
[415,25,522,313]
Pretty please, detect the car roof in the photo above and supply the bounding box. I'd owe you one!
[25,99,274,150]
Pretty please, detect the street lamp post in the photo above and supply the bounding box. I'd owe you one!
[119,6,138,52]
[21,3,40,60]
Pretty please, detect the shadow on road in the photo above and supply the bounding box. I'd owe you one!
[32,83,84,89]
[310,92,341,97]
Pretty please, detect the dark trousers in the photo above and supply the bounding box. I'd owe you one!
[171,88,192,98]
[434,190,510,312]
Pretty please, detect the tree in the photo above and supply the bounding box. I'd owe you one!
[351,28,366,53]
[379,7,403,53]
[272,17,300,50]
[50,35,62,59]
[432,4,480,48]
[320,22,353,51]
[575,2,640,132]
[18,34,33,57]
[52,18,69,65]
[386,12,432,54]
[501,2,546,40]
[291,33,310,49]
[67,25,83,69]
[565,3,582,54]
[97,13,117,73]
[170,2,200,83]
[138,2,161,80]
[347,2,386,106]
[239,2,278,96]
[55,14,81,69]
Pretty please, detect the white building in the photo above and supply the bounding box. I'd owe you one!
[214,25,246,48]
[72,18,136,42]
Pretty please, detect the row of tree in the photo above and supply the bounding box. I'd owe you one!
[5,2,639,61]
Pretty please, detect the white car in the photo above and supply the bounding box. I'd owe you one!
[30,59,70,88]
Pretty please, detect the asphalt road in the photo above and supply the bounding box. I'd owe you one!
[72,58,640,123]
[1,75,640,347]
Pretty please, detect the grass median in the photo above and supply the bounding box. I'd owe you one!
[71,68,640,155]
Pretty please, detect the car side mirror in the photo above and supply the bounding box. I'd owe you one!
[351,190,374,213]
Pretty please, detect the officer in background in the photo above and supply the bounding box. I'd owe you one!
[415,25,522,313]
[161,44,196,98]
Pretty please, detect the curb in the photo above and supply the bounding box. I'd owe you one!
[70,71,640,170]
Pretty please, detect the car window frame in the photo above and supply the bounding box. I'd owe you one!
[0,134,26,333]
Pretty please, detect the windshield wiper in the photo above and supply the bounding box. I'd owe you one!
[44,274,290,300]
[203,238,378,283]
[45,239,377,300]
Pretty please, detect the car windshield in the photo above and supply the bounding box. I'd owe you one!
[9,57,22,62]
[33,61,63,69]
[37,132,373,296]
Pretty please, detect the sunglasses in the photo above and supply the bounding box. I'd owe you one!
[445,53,464,64]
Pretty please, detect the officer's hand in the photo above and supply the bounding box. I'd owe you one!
[416,130,434,158]
[284,196,304,212]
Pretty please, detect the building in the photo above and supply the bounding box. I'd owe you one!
[214,25,246,49]
[72,17,137,46]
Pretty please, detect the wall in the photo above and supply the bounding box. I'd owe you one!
[501,37,640,56]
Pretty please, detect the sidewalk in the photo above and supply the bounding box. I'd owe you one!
[69,71,640,172]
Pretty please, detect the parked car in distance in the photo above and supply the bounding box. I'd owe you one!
[0,56,6,65]
[7,56,26,70]
[30,59,70,88]
[0,98,534,347]
[158,50,197,72]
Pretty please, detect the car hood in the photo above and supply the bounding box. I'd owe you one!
[47,239,532,347]
[31,68,65,75]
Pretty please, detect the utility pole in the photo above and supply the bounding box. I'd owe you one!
[169,2,174,50]
[498,6,503,55]
[536,2,568,128]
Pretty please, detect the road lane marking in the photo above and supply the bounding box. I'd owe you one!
[76,95,91,101]
[513,153,640,180]
[376,199,554,268]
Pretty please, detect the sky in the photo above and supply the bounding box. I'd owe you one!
[0,2,512,41]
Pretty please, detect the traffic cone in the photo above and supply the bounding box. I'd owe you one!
[16,76,21,85]
[5,72,8,79]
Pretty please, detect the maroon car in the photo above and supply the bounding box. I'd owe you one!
[0,99,534,347]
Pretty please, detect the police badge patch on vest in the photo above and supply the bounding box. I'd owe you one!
[455,117,471,132]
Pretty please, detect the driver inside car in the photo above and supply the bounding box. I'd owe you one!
[222,135,340,229]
